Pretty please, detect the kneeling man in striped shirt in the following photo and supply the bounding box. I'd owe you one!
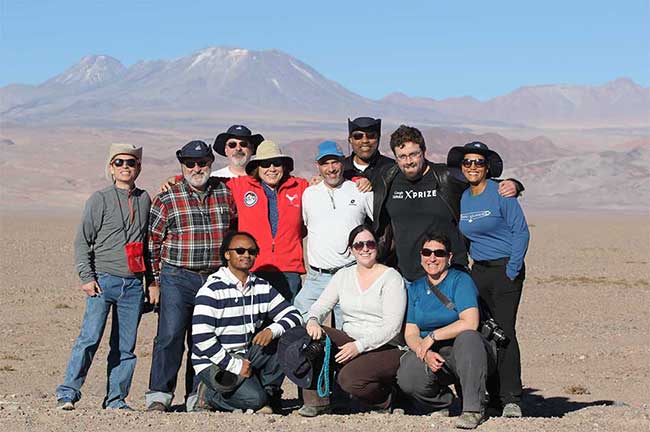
[191,231,303,413]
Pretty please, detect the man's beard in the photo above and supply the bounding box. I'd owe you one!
[185,171,209,188]
[231,151,250,168]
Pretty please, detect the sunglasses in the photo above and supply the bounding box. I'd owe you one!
[183,160,210,169]
[227,247,259,256]
[351,131,378,141]
[352,240,377,251]
[462,158,487,168]
[112,158,137,168]
[226,140,250,149]
[420,248,448,258]
[259,159,284,169]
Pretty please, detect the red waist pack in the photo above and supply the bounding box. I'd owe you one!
[125,241,146,273]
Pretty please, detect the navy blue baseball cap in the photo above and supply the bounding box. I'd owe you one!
[348,117,381,136]
[176,140,214,162]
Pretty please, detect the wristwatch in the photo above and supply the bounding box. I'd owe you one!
[428,331,436,343]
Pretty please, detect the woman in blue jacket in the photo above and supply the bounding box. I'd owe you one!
[448,142,530,419]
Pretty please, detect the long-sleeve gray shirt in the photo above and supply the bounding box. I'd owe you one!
[74,185,151,283]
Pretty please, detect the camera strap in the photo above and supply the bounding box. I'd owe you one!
[426,277,456,311]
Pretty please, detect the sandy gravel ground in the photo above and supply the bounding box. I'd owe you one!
[1,211,648,431]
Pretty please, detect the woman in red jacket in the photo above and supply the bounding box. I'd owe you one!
[226,140,308,302]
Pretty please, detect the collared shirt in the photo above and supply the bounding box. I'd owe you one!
[148,178,237,282]
[191,267,302,375]
[302,180,373,269]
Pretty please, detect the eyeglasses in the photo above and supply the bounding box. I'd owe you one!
[420,248,448,258]
[226,140,250,149]
[351,131,378,141]
[396,151,422,162]
[227,247,259,256]
[352,240,377,251]
[183,160,210,169]
[112,158,137,168]
[462,158,487,168]
[259,159,284,169]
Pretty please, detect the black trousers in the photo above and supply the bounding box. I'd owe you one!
[471,261,525,405]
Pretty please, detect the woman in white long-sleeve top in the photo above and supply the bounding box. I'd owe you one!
[297,224,406,417]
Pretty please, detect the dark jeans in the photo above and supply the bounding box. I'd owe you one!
[397,330,496,413]
[302,327,401,409]
[254,271,302,304]
[471,262,525,405]
[197,342,284,412]
[146,264,210,408]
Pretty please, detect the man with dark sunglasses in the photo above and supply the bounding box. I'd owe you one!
[372,126,524,284]
[212,124,265,178]
[56,143,151,411]
[343,117,395,185]
[191,231,302,413]
[146,140,238,412]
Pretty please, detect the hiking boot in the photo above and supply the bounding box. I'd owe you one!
[256,405,274,414]
[56,399,75,411]
[193,381,213,412]
[502,403,522,418]
[297,404,331,417]
[455,411,485,429]
[146,401,168,412]
[431,408,450,417]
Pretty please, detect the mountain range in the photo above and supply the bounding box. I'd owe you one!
[2,47,648,128]
[1,46,648,211]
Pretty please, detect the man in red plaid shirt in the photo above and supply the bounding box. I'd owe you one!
[145,140,237,412]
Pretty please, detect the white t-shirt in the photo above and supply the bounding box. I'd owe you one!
[302,180,373,269]
[211,166,240,178]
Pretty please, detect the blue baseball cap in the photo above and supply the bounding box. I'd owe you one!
[315,141,345,162]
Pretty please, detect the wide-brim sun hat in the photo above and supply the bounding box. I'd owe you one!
[245,140,294,174]
[447,141,503,178]
[278,326,322,389]
[213,124,264,157]
[105,143,142,181]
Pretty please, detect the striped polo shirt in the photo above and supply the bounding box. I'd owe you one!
[191,267,302,375]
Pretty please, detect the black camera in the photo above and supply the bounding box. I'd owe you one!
[302,339,326,362]
[480,318,510,347]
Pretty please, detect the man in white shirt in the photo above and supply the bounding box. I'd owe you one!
[211,125,264,178]
[293,141,373,328]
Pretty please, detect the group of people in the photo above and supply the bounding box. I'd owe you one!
[55,117,530,430]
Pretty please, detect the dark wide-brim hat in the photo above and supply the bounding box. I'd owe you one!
[278,326,321,389]
[213,124,264,157]
[348,117,381,136]
[211,354,246,393]
[245,140,294,175]
[447,141,503,178]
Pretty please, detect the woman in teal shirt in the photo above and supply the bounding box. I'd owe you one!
[396,232,496,430]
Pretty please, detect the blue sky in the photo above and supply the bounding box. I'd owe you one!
[1,0,648,100]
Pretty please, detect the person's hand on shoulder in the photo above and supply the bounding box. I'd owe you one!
[354,177,372,193]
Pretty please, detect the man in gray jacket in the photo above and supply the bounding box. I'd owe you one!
[55,143,151,411]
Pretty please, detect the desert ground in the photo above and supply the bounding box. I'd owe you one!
[0,210,649,431]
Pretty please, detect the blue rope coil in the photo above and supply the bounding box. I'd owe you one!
[317,334,332,398]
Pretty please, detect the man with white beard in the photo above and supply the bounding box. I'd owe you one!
[145,140,238,412]
[211,125,264,178]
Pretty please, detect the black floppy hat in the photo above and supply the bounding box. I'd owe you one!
[348,117,381,137]
[447,141,503,178]
[213,125,264,157]
[278,326,324,389]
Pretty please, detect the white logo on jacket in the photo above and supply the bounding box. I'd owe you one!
[460,210,491,223]
[244,191,258,207]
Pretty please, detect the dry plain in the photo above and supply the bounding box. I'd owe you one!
[0,210,649,431]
